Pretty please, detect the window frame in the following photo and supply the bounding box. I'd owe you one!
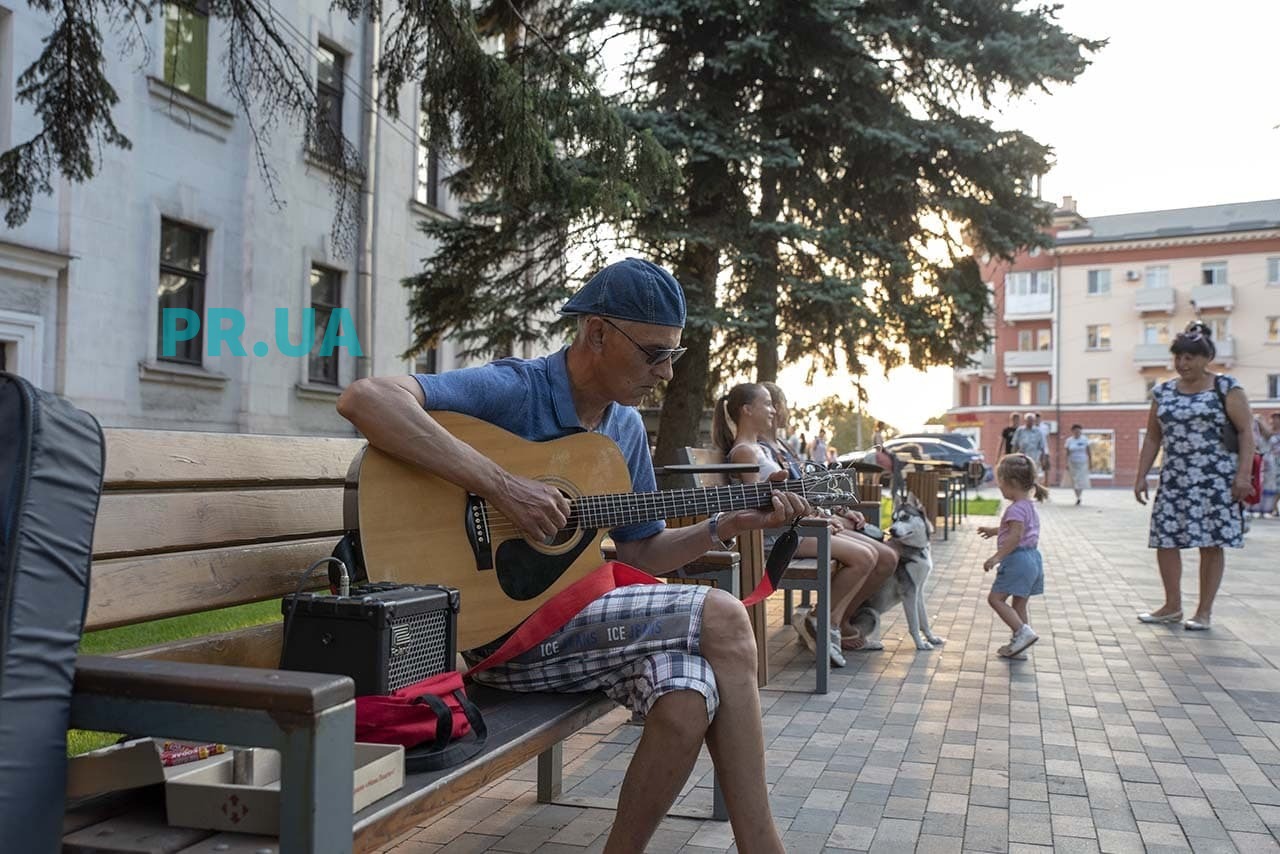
[1086,268,1111,296]
[1017,329,1033,351]
[1086,324,1112,351]
[307,264,343,386]
[977,383,991,407]
[1144,265,1170,289]
[1268,374,1280,399]
[1082,428,1115,477]
[313,41,346,163]
[1086,378,1111,404]
[1268,257,1280,286]
[156,218,208,366]
[1142,321,1169,345]
[161,0,210,100]
[1201,260,1227,285]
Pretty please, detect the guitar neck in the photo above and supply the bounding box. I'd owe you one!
[568,479,810,530]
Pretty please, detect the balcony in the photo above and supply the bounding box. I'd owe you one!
[1003,349,1053,373]
[1133,343,1170,367]
[1133,286,1176,314]
[1190,283,1234,311]
[1003,291,1053,320]
[956,350,996,378]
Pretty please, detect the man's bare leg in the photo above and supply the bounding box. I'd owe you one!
[701,591,785,854]
[604,590,781,854]
[604,691,708,854]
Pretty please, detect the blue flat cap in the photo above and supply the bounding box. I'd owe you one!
[559,258,686,328]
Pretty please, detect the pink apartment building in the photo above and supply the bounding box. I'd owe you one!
[947,197,1280,486]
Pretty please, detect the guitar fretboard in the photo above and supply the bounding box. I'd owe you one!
[565,478,826,530]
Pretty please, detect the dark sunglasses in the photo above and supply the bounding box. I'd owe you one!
[602,317,687,366]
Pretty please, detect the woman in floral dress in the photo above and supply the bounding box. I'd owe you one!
[1133,322,1255,631]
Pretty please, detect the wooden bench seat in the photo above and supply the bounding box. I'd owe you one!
[59,427,638,852]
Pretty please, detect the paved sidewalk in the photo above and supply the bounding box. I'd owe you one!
[386,489,1280,853]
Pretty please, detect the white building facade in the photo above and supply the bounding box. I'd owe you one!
[0,0,476,434]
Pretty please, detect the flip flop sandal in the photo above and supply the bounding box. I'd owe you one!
[840,629,867,651]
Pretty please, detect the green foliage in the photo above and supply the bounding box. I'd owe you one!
[792,394,884,456]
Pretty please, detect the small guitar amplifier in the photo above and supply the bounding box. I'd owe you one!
[280,583,460,696]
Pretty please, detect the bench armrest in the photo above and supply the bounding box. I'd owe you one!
[74,654,354,716]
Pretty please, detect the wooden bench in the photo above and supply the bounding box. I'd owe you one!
[62,428,622,853]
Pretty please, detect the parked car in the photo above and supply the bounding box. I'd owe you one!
[890,431,977,450]
[844,437,989,487]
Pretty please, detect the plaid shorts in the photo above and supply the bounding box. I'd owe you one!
[463,583,719,721]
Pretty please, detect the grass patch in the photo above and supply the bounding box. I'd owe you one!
[69,600,283,755]
[880,495,1002,520]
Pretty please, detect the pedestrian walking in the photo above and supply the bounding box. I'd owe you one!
[1064,424,1091,505]
[978,453,1048,658]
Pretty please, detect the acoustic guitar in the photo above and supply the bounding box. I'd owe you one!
[353,411,855,649]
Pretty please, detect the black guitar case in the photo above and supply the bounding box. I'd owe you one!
[0,373,105,850]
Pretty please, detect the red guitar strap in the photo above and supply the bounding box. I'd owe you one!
[464,557,784,677]
[464,561,659,676]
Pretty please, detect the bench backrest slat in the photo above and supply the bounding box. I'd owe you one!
[103,429,363,488]
[92,487,345,558]
[91,429,364,633]
[86,538,340,631]
[115,624,285,670]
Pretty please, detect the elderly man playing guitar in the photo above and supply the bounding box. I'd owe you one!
[337,258,808,854]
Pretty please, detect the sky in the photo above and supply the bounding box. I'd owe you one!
[784,0,1280,435]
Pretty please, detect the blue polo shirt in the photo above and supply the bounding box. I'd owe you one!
[414,348,664,543]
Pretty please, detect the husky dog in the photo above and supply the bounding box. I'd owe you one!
[852,493,945,651]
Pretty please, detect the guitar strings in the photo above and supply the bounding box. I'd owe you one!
[475,477,856,540]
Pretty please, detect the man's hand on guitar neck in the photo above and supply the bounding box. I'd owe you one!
[717,470,813,541]
[494,471,572,544]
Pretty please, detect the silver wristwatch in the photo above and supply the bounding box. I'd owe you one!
[708,512,735,550]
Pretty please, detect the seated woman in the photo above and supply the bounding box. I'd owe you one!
[713,383,895,661]
[759,382,898,650]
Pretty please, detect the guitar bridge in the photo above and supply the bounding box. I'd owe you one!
[464,493,494,571]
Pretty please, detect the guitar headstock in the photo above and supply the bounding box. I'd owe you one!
[789,467,860,508]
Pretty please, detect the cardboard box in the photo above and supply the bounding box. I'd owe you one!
[165,743,404,835]
[66,738,233,799]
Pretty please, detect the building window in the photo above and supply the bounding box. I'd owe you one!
[414,347,439,375]
[1267,317,1279,344]
[1201,261,1227,285]
[1204,315,1229,341]
[1035,380,1050,405]
[978,383,991,406]
[1144,265,1169,289]
[313,43,345,162]
[1036,329,1052,350]
[162,0,209,100]
[1018,381,1032,406]
[1005,270,1054,296]
[1142,321,1169,345]
[1137,428,1162,475]
[1083,429,1115,476]
[1087,378,1110,403]
[1086,324,1111,351]
[415,140,441,208]
[1017,329,1033,351]
[1269,374,1280,399]
[157,219,207,365]
[1268,257,1280,286]
[308,266,342,385]
[1087,269,1111,296]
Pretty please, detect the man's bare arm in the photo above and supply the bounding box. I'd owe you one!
[337,377,569,542]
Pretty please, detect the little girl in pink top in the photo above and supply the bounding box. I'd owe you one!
[978,454,1049,658]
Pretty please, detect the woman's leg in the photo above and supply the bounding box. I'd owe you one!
[794,535,870,626]
[1150,548,1183,615]
[1194,547,1224,621]
[835,535,897,622]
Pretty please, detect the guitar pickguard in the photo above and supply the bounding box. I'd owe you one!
[493,530,600,600]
